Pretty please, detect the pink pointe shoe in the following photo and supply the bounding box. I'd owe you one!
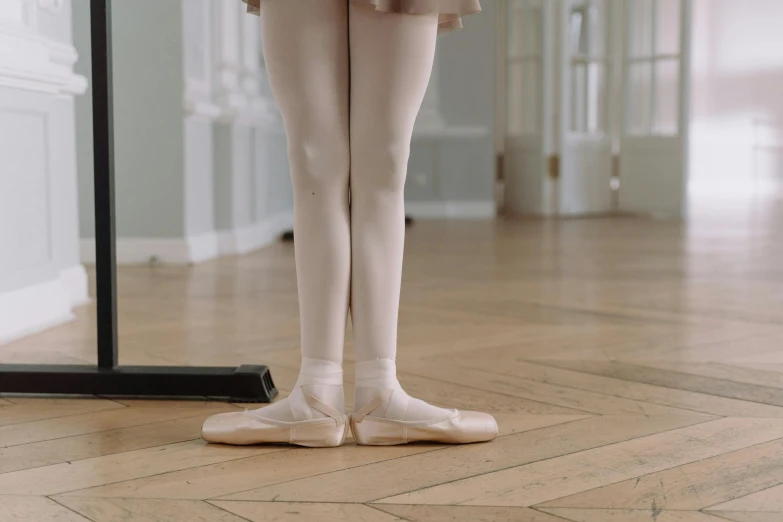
[202,357,349,448]
[202,392,348,448]
[350,388,498,446]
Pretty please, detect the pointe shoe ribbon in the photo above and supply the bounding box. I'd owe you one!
[304,393,347,426]
[351,388,394,423]
[238,391,347,427]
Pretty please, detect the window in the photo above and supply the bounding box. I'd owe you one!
[569,0,610,135]
[625,0,682,135]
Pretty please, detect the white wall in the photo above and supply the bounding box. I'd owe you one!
[406,3,497,218]
[0,0,89,344]
[690,0,783,196]
[73,0,293,264]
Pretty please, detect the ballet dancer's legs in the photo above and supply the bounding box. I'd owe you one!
[348,4,496,443]
[203,0,351,446]
[204,0,496,446]
[348,3,452,421]
[262,0,350,368]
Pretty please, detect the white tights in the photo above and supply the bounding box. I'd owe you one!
[256,0,452,424]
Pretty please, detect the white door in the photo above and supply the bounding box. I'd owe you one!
[503,0,557,215]
[618,0,692,217]
[558,0,615,215]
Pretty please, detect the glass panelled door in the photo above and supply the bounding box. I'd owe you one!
[558,0,615,215]
[503,0,557,214]
[619,0,692,216]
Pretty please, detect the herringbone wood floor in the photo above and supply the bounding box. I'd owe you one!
[2,207,783,521]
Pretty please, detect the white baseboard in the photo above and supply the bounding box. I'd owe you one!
[405,201,496,219]
[412,125,491,140]
[0,277,75,345]
[187,231,220,264]
[80,212,294,265]
[59,264,91,307]
[81,233,219,265]
[217,211,294,256]
[82,237,186,265]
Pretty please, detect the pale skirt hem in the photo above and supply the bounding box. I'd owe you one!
[241,0,481,33]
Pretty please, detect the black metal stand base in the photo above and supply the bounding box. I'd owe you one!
[0,364,277,403]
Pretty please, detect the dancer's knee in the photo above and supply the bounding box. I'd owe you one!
[351,140,410,194]
[288,135,350,193]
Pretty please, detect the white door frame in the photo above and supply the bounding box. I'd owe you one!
[558,0,616,215]
[618,0,693,217]
[501,0,558,215]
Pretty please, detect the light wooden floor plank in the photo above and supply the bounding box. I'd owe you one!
[383,374,588,415]
[539,438,783,510]
[0,398,124,428]
[445,354,783,417]
[66,416,705,503]
[0,413,234,474]
[0,440,283,496]
[0,496,91,521]
[540,360,783,407]
[0,400,237,448]
[210,501,402,522]
[374,504,565,522]
[53,498,249,522]
[394,323,603,359]
[707,512,783,522]
[636,361,783,391]
[709,483,783,512]
[374,418,783,507]
[219,416,706,503]
[59,444,439,500]
[622,333,783,364]
[2,215,783,517]
[399,359,710,416]
[539,508,730,522]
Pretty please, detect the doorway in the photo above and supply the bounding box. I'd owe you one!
[499,0,692,218]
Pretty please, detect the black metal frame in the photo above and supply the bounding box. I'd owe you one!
[0,0,277,403]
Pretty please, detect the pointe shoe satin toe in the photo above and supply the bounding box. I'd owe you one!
[202,409,348,447]
[202,357,348,448]
[202,391,348,448]
[350,394,498,446]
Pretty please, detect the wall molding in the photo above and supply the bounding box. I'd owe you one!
[412,125,490,140]
[187,231,221,263]
[184,99,222,120]
[80,212,293,265]
[0,21,86,95]
[405,200,496,219]
[38,0,66,14]
[59,264,90,306]
[216,211,294,256]
[0,274,75,345]
[81,233,216,266]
